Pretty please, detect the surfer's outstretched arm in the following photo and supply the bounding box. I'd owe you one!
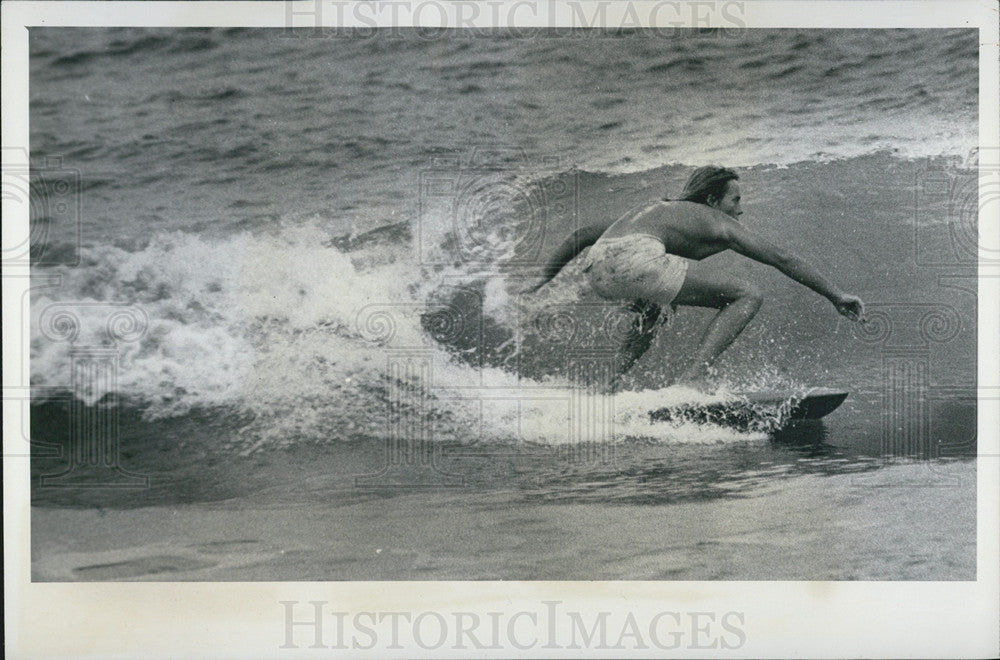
[722,220,865,322]
[522,223,610,293]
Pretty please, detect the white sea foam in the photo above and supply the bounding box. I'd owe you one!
[30,220,769,449]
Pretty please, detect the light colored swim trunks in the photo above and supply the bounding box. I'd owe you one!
[584,234,689,306]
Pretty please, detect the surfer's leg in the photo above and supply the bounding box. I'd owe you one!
[609,300,663,390]
[621,300,662,371]
[585,236,680,390]
[670,271,763,385]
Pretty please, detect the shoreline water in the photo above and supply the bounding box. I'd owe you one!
[32,459,976,581]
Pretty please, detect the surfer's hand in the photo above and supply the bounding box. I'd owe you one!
[834,294,865,322]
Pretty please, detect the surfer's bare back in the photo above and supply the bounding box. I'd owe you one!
[525,166,865,390]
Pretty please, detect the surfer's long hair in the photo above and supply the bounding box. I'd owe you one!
[666,166,739,205]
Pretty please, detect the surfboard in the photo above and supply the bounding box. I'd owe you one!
[649,387,848,429]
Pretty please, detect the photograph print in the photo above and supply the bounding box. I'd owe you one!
[24,24,980,582]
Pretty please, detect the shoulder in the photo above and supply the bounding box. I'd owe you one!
[668,202,733,236]
[650,199,706,220]
[660,200,723,219]
[621,200,676,224]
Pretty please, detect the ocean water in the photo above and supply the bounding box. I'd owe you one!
[27,28,979,580]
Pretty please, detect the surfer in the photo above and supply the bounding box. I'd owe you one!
[524,166,866,391]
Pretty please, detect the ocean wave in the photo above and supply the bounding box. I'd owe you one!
[23,28,980,456]
[51,35,171,67]
[47,30,220,69]
[519,150,973,193]
[569,131,976,175]
[31,383,768,455]
[28,214,778,451]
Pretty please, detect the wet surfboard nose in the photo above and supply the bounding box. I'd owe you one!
[785,388,849,420]
[649,388,849,428]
